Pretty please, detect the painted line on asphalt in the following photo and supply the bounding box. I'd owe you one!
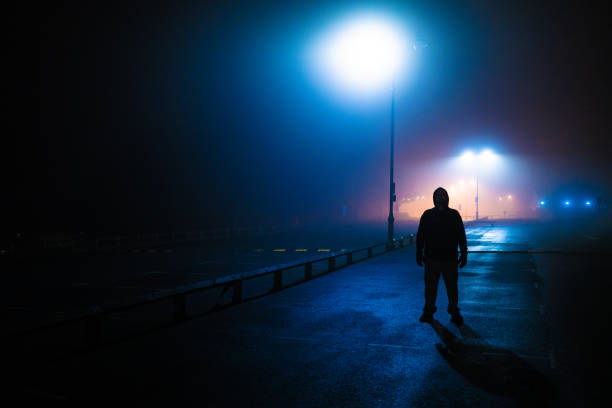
[459,301,538,312]
[496,306,536,311]
[270,335,320,342]
[367,343,421,350]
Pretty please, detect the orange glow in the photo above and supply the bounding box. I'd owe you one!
[358,155,532,221]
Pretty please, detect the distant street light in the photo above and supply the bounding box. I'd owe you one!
[310,12,413,243]
[458,149,500,220]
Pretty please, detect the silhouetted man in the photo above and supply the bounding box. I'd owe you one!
[416,187,467,325]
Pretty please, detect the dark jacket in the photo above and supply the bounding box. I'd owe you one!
[416,207,467,262]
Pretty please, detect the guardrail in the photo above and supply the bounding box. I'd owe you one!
[8,234,416,353]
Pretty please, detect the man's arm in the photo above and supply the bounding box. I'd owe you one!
[457,211,468,268]
[416,213,426,266]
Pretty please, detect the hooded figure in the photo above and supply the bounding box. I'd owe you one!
[433,187,450,209]
[416,187,468,324]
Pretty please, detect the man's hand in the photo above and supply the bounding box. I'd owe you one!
[416,252,424,267]
[459,253,467,269]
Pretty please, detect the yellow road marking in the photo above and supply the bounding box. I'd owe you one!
[273,249,287,252]
[317,249,331,252]
[295,249,308,252]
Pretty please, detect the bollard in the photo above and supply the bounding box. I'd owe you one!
[173,294,187,322]
[274,270,283,291]
[347,252,353,265]
[328,257,336,272]
[232,280,242,305]
[305,263,313,280]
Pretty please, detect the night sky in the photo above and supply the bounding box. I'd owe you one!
[29,0,612,233]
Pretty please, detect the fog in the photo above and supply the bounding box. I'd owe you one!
[28,0,612,234]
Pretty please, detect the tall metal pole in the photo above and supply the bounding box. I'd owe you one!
[387,82,396,243]
[475,174,479,221]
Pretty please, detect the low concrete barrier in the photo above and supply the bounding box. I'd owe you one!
[8,234,416,352]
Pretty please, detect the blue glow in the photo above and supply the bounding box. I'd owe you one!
[564,200,571,207]
[308,11,413,99]
[539,200,545,206]
[585,201,591,206]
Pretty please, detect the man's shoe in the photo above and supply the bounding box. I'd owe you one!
[419,313,434,323]
[450,313,464,326]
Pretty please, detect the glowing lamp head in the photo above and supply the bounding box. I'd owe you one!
[457,148,500,170]
[310,13,410,97]
[585,201,591,206]
[564,201,571,206]
[459,150,475,166]
[539,200,546,206]
[480,149,498,164]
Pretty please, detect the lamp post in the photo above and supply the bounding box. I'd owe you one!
[309,13,411,244]
[475,174,479,221]
[387,82,396,242]
[458,149,499,221]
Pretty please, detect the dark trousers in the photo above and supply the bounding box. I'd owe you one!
[423,259,459,315]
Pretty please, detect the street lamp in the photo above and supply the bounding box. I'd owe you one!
[309,12,412,243]
[458,148,500,220]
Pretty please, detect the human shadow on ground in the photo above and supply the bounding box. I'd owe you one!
[430,319,558,407]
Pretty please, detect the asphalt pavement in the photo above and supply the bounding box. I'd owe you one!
[12,220,610,407]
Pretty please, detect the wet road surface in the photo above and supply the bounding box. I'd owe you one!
[10,219,611,406]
